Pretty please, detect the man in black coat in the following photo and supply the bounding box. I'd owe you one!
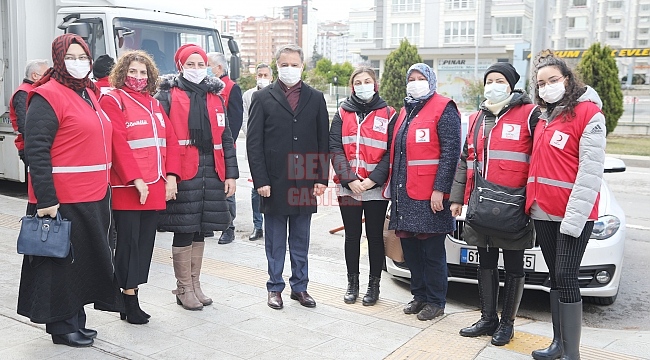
[247,44,329,310]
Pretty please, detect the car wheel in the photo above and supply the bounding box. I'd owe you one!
[584,292,618,306]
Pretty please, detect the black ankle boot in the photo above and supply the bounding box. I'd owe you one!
[362,274,380,306]
[135,289,151,319]
[460,268,499,337]
[492,273,525,346]
[122,293,149,324]
[344,273,359,304]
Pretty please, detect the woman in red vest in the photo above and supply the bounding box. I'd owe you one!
[100,50,182,324]
[450,63,541,346]
[387,63,461,321]
[527,52,606,360]
[18,34,123,347]
[330,67,396,306]
[155,44,239,311]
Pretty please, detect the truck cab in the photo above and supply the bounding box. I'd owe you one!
[0,0,239,182]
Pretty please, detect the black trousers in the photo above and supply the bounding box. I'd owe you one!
[172,232,205,247]
[46,308,86,335]
[534,220,594,303]
[477,247,525,276]
[114,210,158,289]
[338,198,388,278]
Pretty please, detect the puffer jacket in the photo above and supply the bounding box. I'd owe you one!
[154,75,239,233]
[450,90,541,250]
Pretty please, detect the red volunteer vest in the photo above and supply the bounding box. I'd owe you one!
[384,94,455,200]
[334,106,395,184]
[463,104,537,203]
[220,75,235,110]
[168,87,227,181]
[28,80,112,204]
[105,89,168,185]
[525,102,601,219]
[9,82,35,152]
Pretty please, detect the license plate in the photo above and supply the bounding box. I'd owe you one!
[460,248,535,270]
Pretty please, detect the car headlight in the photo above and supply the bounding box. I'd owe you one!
[591,215,621,240]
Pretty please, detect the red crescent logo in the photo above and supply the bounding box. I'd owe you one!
[555,134,564,142]
[417,130,426,139]
[506,125,515,132]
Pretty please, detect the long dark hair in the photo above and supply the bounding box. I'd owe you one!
[533,50,586,120]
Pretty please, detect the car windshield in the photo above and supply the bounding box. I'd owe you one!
[114,18,222,75]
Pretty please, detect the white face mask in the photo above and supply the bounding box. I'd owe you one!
[484,83,510,104]
[539,82,566,104]
[257,78,270,89]
[406,80,430,99]
[65,59,91,79]
[183,68,207,84]
[278,66,302,86]
[354,84,375,101]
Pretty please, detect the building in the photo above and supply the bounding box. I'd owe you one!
[239,16,298,69]
[276,0,318,60]
[218,15,246,35]
[315,21,363,64]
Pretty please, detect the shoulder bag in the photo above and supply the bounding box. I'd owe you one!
[17,212,72,258]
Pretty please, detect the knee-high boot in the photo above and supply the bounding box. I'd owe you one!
[460,268,499,337]
[172,245,203,310]
[491,273,525,346]
[559,301,582,360]
[532,290,562,360]
[191,242,213,305]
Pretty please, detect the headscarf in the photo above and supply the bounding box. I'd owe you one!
[34,34,96,93]
[404,63,437,106]
[174,44,213,153]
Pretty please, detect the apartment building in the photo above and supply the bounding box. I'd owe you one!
[239,17,298,69]
[315,21,363,64]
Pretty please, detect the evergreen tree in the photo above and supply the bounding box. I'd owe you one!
[379,39,423,110]
[577,43,624,135]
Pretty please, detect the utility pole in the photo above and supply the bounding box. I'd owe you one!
[529,0,551,94]
[474,0,481,80]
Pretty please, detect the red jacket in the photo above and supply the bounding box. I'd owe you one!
[463,104,537,203]
[384,94,454,200]
[101,88,182,210]
[334,106,395,183]
[220,75,235,110]
[28,80,112,204]
[168,87,227,181]
[525,102,601,219]
[9,82,34,152]
[94,77,112,98]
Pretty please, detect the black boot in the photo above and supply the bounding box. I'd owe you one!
[559,301,582,360]
[532,290,562,360]
[491,273,524,346]
[344,273,359,304]
[362,274,380,306]
[135,289,151,319]
[460,268,500,337]
[121,293,149,324]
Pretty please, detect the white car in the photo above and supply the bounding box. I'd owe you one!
[386,157,627,305]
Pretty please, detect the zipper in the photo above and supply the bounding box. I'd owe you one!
[479,196,520,207]
[477,186,525,198]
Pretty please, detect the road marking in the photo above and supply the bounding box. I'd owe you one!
[627,224,650,231]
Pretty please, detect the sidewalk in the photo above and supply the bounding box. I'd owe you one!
[1,190,648,359]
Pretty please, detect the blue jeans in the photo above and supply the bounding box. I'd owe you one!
[251,188,263,230]
[400,234,448,307]
[264,214,312,292]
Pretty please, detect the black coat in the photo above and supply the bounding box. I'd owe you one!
[154,75,239,233]
[246,81,330,215]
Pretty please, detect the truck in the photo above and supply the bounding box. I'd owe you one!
[0,0,240,182]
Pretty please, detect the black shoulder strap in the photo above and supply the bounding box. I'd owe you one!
[472,110,484,178]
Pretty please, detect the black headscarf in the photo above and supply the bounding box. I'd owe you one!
[177,74,213,153]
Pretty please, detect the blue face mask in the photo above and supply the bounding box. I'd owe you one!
[206,67,214,77]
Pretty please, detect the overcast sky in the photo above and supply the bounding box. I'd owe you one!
[203,0,374,21]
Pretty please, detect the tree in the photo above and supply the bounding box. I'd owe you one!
[577,43,624,135]
[461,79,484,111]
[236,73,257,92]
[379,39,423,110]
[313,58,354,85]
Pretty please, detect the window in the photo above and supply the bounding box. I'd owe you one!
[643,4,650,11]
[572,0,587,6]
[392,0,421,12]
[640,28,650,34]
[391,23,421,46]
[609,1,623,9]
[639,39,649,46]
[641,17,650,23]
[494,17,523,37]
[609,17,622,24]
[567,38,585,48]
[568,16,588,29]
[609,31,621,39]
[444,21,475,43]
[445,0,475,10]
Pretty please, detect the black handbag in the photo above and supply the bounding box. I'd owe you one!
[465,112,531,240]
[17,212,72,258]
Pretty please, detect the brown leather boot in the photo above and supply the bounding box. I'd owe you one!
[172,245,203,310]
[190,242,213,305]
